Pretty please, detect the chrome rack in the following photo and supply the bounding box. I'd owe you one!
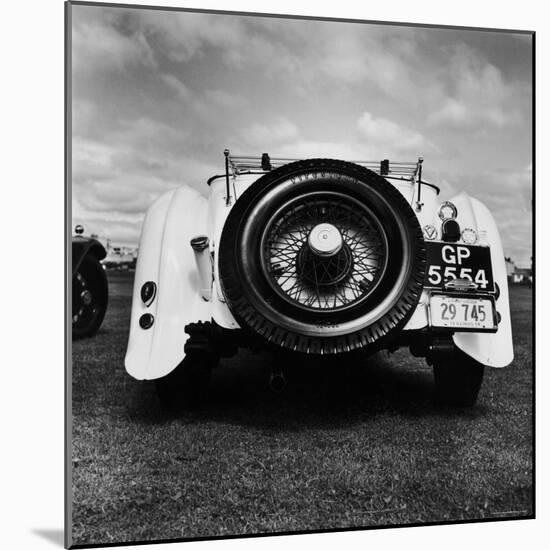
[222,149,424,206]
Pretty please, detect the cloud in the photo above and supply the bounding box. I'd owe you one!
[357,112,436,156]
[72,7,157,73]
[72,113,219,224]
[75,180,156,214]
[427,45,524,129]
[239,119,300,149]
[428,99,470,127]
[235,118,378,160]
[428,98,517,129]
[276,139,368,160]
[203,89,245,109]
[161,74,191,101]
[69,5,531,259]
[72,215,144,245]
[318,27,419,94]
[72,137,114,183]
[140,11,248,64]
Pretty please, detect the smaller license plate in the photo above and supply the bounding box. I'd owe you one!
[430,295,496,331]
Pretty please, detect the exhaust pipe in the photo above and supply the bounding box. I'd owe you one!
[269,368,287,393]
[190,235,212,301]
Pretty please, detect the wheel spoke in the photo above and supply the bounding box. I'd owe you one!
[263,195,387,310]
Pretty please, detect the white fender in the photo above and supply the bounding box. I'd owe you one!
[401,190,513,368]
[449,193,513,368]
[125,186,211,380]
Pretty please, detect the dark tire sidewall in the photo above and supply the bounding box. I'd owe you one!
[72,256,108,339]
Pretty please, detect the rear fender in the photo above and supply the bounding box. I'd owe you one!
[124,186,211,380]
[404,192,512,367]
[449,193,513,368]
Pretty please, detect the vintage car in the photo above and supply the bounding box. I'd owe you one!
[102,243,137,270]
[72,225,109,339]
[125,151,513,409]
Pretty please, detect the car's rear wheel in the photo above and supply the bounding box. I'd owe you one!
[72,256,108,339]
[433,348,485,407]
[219,159,426,354]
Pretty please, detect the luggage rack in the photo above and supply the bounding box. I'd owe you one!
[217,149,427,207]
[226,151,422,180]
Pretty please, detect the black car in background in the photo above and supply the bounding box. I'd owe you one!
[72,225,108,339]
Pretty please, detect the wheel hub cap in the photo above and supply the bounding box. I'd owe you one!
[80,289,93,306]
[262,193,388,311]
[307,223,343,257]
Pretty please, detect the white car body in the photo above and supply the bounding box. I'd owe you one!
[125,155,513,381]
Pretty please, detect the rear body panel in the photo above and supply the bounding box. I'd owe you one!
[125,186,211,380]
[125,163,513,380]
[448,194,513,367]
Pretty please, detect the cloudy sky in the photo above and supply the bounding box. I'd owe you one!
[71,4,533,266]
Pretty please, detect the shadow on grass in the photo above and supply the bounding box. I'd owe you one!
[126,351,486,429]
[87,269,498,429]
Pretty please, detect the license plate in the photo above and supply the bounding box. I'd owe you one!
[430,295,496,331]
[424,242,495,292]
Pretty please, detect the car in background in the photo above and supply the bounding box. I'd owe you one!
[72,225,109,339]
[102,243,137,270]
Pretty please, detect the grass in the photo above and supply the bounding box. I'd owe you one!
[71,274,533,545]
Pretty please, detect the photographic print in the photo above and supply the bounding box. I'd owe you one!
[67,1,534,547]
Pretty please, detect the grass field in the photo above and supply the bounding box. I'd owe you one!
[71,272,533,546]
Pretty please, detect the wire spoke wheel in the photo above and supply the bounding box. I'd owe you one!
[262,194,388,311]
[219,159,426,354]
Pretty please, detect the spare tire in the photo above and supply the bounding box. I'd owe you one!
[218,159,426,354]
